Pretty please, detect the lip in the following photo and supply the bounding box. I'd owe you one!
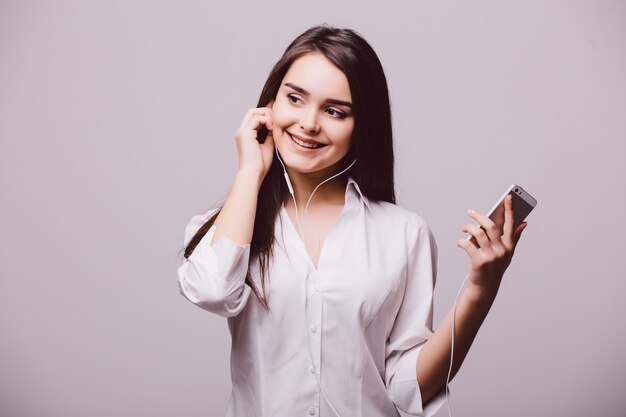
[286,132,327,153]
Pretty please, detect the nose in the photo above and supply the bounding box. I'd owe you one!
[299,108,320,134]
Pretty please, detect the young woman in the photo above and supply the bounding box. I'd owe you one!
[178,24,527,417]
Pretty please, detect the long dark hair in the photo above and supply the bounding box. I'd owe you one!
[183,24,395,311]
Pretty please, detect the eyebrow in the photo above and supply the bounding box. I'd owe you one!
[284,82,353,108]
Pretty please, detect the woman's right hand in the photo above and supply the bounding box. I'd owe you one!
[234,106,275,181]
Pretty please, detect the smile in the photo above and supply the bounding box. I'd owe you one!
[287,132,326,149]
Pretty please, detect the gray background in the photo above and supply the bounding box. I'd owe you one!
[1,0,624,416]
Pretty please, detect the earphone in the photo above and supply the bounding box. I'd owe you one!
[275,147,353,417]
[274,148,356,263]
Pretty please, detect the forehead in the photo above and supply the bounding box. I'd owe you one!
[282,52,352,101]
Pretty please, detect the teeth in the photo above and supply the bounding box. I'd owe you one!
[289,133,323,149]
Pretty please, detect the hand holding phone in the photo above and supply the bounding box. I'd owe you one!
[466,184,537,248]
[451,185,536,403]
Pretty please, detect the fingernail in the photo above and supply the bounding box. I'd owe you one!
[468,209,475,214]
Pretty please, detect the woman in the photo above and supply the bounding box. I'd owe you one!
[178,24,526,417]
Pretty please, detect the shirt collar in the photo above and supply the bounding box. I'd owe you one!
[345,177,372,212]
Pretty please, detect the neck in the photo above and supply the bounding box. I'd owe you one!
[284,166,349,209]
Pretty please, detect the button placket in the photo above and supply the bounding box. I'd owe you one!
[305,267,323,387]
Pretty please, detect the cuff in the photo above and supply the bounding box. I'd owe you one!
[188,225,251,282]
[392,344,448,417]
[178,225,252,317]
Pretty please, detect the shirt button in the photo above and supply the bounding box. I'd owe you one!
[309,366,316,374]
[308,407,316,415]
[312,285,319,292]
[310,324,317,333]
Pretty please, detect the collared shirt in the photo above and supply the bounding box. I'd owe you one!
[177,177,446,417]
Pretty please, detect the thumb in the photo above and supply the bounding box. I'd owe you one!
[513,222,527,245]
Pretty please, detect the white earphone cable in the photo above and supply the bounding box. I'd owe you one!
[275,148,304,239]
[304,159,357,258]
[446,273,469,417]
[275,146,462,417]
[275,148,355,417]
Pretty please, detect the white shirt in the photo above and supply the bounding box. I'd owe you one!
[177,177,447,417]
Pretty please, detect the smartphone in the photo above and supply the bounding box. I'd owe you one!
[467,184,537,247]
[256,125,269,144]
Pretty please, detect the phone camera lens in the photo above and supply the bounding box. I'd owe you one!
[515,188,519,193]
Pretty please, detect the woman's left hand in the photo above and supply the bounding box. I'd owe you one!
[457,194,528,300]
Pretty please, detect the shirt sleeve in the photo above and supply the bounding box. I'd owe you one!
[177,207,252,317]
[384,214,447,416]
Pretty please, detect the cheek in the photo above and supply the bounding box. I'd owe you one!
[326,122,354,149]
[273,107,299,130]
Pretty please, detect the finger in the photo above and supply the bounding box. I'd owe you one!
[260,114,273,132]
[266,112,274,130]
[457,237,479,259]
[243,115,272,139]
[467,209,503,248]
[467,234,480,249]
[462,223,492,251]
[513,222,527,245]
[502,194,515,249]
[251,106,272,115]
[239,107,273,131]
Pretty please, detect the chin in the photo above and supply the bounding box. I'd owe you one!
[283,155,346,177]
[281,156,323,173]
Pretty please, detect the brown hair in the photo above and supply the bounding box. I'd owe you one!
[183,24,396,311]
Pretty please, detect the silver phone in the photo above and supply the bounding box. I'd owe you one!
[467,184,537,247]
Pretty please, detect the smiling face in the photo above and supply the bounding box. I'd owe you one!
[272,52,354,177]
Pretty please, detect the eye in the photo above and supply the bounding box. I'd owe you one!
[287,94,303,105]
[326,108,347,119]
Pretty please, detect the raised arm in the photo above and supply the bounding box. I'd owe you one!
[416,194,528,404]
[177,105,276,317]
[212,105,276,246]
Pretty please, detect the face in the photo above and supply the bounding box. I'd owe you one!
[271,52,354,176]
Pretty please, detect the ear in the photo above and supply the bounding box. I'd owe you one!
[268,99,275,110]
